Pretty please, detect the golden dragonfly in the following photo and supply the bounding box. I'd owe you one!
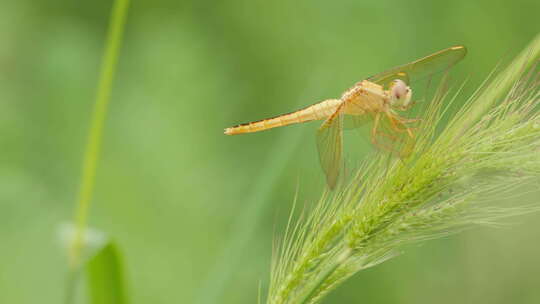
[225,46,467,188]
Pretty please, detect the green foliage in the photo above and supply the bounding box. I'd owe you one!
[86,242,129,304]
[268,34,540,304]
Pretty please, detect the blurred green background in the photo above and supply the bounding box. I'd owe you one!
[1,0,539,303]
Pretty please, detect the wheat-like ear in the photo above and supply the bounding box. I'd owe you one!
[267,34,540,304]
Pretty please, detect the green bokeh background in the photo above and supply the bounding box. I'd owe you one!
[1,1,539,303]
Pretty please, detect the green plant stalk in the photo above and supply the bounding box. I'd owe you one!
[296,248,352,304]
[69,0,130,269]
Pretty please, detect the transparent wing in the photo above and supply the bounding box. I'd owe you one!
[370,113,416,157]
[316,105,345,189]
[368,46,467,87]
[317,112,415,189]
[342,113,372,130]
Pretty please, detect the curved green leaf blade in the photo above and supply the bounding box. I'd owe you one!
[86,242,128,304]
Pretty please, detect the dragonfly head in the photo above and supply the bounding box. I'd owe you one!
[389,79,412,109]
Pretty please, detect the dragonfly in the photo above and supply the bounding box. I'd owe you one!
[225,46,467,189]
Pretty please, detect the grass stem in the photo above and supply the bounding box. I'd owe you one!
[69,0,130,271]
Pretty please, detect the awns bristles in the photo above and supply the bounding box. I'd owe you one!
[267,34,540,304]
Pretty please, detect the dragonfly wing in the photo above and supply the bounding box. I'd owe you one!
[371,113,416,157]
[342,113,371,130]
[368,46,467,87]
[316,105,345,189]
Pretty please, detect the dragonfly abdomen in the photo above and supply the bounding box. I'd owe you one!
[224,99,342,135]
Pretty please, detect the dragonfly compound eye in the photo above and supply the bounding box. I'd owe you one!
[391,79,408,99]
[390,79,412,108]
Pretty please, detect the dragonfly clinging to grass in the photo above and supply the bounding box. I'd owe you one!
[225,46,467,189]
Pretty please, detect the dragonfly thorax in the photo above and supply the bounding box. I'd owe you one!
[389,79,412,109]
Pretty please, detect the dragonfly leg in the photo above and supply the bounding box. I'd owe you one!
[370,113,381,145]
[386,112,409,133]
[399,100,417,111]
[386,112,418,138]
[374,132,403,153]
[399,117,421,123]
[371,114,393,148]
[400,118,418,138]
[405,126,414,138]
